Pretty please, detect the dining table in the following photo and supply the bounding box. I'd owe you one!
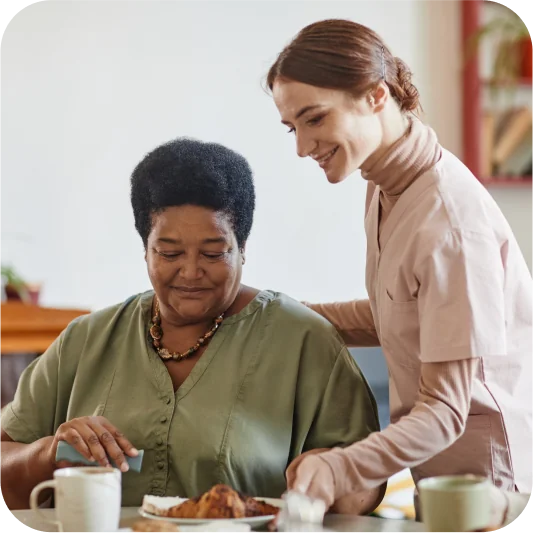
[10,507,426,532]
[8,507,425,533]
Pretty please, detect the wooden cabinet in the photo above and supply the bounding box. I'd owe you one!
[1,302,89,354]
[1,302,90,406]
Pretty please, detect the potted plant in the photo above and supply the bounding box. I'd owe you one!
[468,7,531,84]
[1,264,32,303]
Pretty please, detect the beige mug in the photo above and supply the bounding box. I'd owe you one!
[30,466,121,532]
[418,474,491,532]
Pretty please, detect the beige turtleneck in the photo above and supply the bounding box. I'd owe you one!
[302,118,482,505]
[305,118,442,346]
[362,116,442,246]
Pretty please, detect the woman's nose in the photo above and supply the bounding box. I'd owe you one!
[296,133,315,159]
[180,258,203,279]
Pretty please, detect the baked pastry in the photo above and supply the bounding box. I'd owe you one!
[166,496,201,519]
[167,485,246,519]
[243,496,280,517]
[131,520,180,533]
[165,484,280,519]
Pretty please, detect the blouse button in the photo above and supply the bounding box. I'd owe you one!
[156,438,163,446]
[160,416,167,423]
[157,462,165,470]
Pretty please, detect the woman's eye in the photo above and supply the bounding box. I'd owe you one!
[203,252,225,259]
[286,127,295,134]
[307,115,324,126]
[158,251,181,259]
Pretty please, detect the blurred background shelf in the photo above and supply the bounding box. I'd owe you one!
[480,176,532,187]
[462,0,532,189]
[483,77,532,87]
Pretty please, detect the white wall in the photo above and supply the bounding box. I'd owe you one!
[1,1,531,310]
[490,188,532,270]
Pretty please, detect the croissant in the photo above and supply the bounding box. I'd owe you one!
[243,496,281,517]
[166,497,201,519]
[132,519,179,531]
[165,484,279,519]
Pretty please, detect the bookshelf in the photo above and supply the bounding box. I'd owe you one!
[461,0,532,188]
[483,77,532,88]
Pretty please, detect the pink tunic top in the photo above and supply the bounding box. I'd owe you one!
[368,149,531,489]
[314,146,532,496]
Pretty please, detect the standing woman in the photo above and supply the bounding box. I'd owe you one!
[266,19,532,511]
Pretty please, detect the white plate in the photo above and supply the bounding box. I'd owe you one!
[137,497,283,528]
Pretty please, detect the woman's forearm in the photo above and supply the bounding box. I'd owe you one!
[1,436,55,510]
[318,359,477,498]
[331,484,386,515]
[304,299,380,347]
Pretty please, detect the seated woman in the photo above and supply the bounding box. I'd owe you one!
[1,138,382,512]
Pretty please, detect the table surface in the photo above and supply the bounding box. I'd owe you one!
[8,497,533,533]
[10,507,426,532]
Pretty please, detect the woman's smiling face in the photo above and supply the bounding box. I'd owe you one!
[272,79,383,183]
[146,205,244,325]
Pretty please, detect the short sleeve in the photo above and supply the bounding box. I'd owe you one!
[1,333,63,443]
[301,346,380,452]
[416,230,506,363]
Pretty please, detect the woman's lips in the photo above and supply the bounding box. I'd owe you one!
[171,286,210,297]
[318,146,339,169]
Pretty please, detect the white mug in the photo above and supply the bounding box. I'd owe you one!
[418,474,491,532]
[30,467,121,532]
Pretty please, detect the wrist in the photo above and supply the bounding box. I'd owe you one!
[317,453,342,500]
[36,436,57,475]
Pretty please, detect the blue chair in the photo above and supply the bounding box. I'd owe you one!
[350,348,389,429]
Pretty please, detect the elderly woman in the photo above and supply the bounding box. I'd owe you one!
[1,138,381,511]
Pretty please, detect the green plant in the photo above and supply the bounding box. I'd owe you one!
[1,264,30,302]
[467,9,530,84]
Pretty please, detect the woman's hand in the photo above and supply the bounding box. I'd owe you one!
[286,448,330,489]
[48,416,138,473]
[287,452,336,509]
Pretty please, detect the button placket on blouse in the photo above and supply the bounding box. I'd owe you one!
[151,395,173,494]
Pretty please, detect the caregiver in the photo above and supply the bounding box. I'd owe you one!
[266,18,532,510]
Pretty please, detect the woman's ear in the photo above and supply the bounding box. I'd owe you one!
[368,81,388,112]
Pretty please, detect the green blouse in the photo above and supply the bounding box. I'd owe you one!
[2,290,379,505]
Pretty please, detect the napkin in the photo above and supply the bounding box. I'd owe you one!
[276,491,326,532]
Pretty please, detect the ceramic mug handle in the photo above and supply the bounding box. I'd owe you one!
[30,480,63,532]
